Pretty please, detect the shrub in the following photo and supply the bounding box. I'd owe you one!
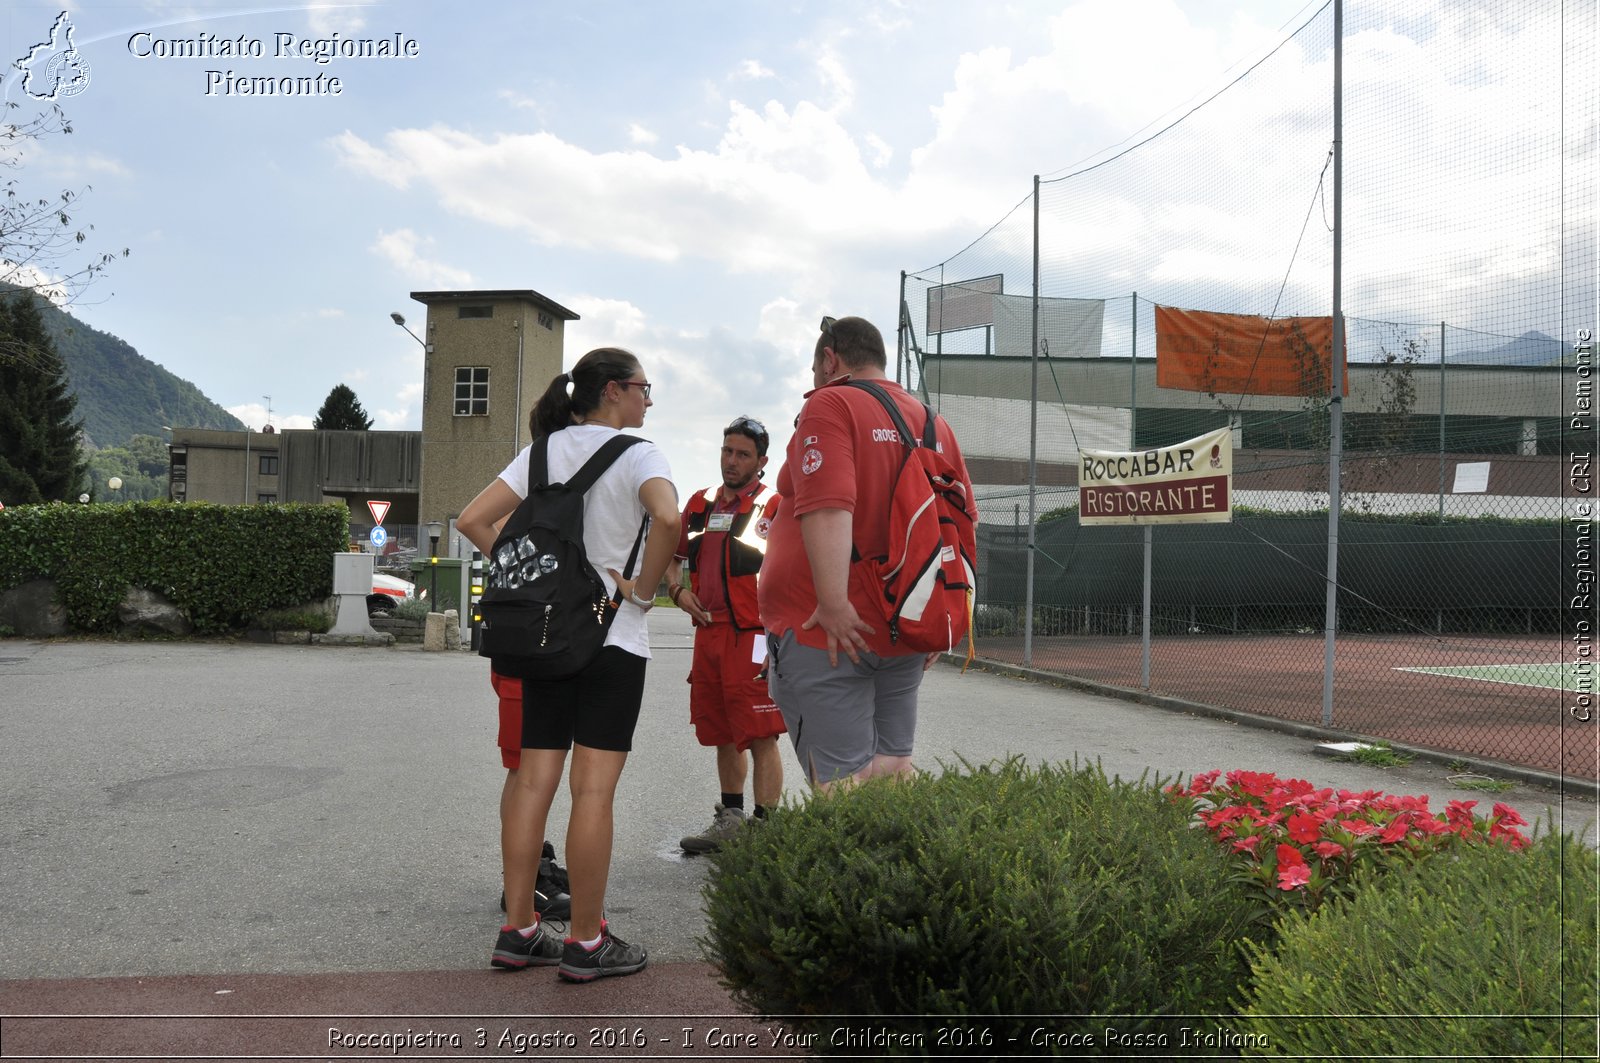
[1235,832,1597,1058]
[972,603,1017,637]
[0,500,348,633]
[388,597,431,621]
[702,759,1263,1054]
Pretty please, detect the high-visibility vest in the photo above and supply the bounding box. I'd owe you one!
[684,482,777,631]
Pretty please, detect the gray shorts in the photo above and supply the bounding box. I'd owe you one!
[766,629,924,785]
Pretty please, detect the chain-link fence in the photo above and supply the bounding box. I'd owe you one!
[901,1,1598,780]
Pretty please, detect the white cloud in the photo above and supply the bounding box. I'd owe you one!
[498,89,546,117]
[306,5,367,37]
[627,123,659,146]
[229,403,313,432]
[863,132,893,168]
[370,228,474,288]
[334,106,910,275]
[734,59,775,81]
[815,46,855,112]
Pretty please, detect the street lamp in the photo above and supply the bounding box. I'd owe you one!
[426,520,444,605]
[391,312,428,350]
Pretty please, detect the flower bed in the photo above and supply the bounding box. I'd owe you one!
[1168,769,1531,913]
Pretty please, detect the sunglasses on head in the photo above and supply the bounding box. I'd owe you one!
[820,315,837,341]
[726,415,767,438]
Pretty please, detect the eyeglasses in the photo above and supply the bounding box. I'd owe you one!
[616,380,652,399]
[820,316,837,342]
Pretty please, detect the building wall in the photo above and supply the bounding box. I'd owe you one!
[169,429,281,504]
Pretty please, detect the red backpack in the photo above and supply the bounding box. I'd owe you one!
[845,381,978,661]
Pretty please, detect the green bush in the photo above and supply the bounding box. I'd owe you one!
[702,759,1263,1055]
[382,596,429,621]
[0,500,349,633]
[1236,832,1598,1058]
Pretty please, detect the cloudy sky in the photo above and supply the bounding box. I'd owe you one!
[1,0,1583,497]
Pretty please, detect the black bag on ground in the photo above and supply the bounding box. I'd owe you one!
[478,433,646,680]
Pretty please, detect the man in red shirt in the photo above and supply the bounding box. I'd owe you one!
[667,417,785,851]
[758,316,977,791]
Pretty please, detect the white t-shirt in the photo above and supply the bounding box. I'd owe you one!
[496,425,675,659]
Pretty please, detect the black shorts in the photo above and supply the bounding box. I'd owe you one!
[520,646,648,753]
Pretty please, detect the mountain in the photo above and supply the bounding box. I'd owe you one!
[1451,330,1564,367]
[7,286,244,447]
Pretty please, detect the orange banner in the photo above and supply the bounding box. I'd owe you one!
[1155,306,1348,397]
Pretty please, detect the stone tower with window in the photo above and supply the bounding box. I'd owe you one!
[410,289,578,532]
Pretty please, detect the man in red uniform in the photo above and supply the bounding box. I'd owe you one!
[667,416,785,852]
[758,316,977,791]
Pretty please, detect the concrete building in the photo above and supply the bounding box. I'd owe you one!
[408,289,578,528]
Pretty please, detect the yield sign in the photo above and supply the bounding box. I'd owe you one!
[367,500,391,526]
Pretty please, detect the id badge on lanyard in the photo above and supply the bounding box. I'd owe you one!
[707,512,735,533]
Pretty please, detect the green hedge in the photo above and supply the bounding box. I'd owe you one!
[0,500,349,633]
[702,760,1263,1055]
[1236,833,1598,1058]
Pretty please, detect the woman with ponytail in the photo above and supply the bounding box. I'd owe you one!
[458,347,679,983]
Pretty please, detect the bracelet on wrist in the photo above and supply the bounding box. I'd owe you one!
[628,588,655,609]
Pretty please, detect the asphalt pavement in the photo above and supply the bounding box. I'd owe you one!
[1,608,1594,1059]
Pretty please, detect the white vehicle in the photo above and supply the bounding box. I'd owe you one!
[368,571,420,614]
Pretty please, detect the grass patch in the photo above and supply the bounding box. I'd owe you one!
[1450,773,1515,794]
[251,606,332,633]
[1335,740,1413,768]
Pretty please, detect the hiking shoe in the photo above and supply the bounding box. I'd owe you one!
[557,927,648,983]
[490,922,562,970]
[680,803,747,854]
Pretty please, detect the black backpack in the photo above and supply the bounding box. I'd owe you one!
[478,433,646,680]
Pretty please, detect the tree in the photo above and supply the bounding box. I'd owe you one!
[2,103,129,305]
[313,383,374,430]
[85,433,168,501]
[0,291,87,502]
[0,98,127,504]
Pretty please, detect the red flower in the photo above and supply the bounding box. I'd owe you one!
[1445,799,1479,827]
[1288,812,1324,844]
[1491,802,1528,828]
[1379,815,1412,844]
[1411,816,1450,836]
[1312,841,1345,859]
[1339,818,1378,836]
[1228,770,1278,798]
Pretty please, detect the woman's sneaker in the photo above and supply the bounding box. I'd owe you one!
[490,921,562,969]
[557,927,648,983]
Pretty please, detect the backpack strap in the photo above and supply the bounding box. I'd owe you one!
[844,380,937,450]
[527,432,651,601]
[532,433,645,492]
[843,380,938,565]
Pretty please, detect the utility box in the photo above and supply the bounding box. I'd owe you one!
[329,552,376,637]
[333,552,374,596]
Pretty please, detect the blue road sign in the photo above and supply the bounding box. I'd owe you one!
[368,525,388,550]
